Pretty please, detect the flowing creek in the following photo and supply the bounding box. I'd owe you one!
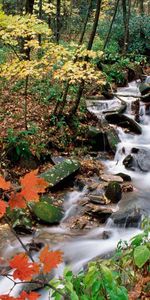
[0,80,150,298]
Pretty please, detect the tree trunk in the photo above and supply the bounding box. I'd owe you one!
[55,0,93,116]
[103,0,120,50]
[56,0,61,43]
[122,0,131,54]
[48,0,51,29]
[139,0,144,14]
[25,0,34,14]
[69,0,102,118]
[38,0,43,45]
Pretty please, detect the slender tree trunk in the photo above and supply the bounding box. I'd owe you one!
[48,0,51,28]
[139,0,144,14]
[38,0,43,45]
[25,0,34,14]
[24,76,29,130]
[56,0,61,43]
[69,0,102,118]
[56,0,93,116]
[122,0,131,54]
[103,0,120,50]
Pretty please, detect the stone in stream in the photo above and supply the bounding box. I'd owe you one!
[115,173,131,182]
[123,148,150,172]
[40,159,80,188]
[111,208,147,228]
[87,126,110,151]
[105,113,142,135]
[102,119,120,153]
[32,201,63,224]
[100,174,123,183]
[139,82,150,102]
[105,181,122,203]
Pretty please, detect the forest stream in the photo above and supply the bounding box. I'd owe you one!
[0,79,150,298]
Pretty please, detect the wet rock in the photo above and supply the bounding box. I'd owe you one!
[105,181,122,203]
[40,159,80,188]
[85,203,115,223]
[121,183,133,193]
[100,174,123,183]
[101,119,120,153]
[89,194,109,205]
[123,148,150,172]
[88,182,99,191]
[32,202,63,224]
[87,126,110,151]
[105,113,142,135]
[123,154,135,170]
[111,208,146,228]
[115,173,131,182]
[139,83,150,102]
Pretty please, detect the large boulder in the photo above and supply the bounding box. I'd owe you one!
[40,159,80,188]
[105,113,142,134]
[123,148,150,172]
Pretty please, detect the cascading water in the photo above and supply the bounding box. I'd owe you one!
[0,80,149,298]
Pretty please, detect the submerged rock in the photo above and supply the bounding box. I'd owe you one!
[123,148,150,172]
[40,159,80,188]
[105,113,142,134]
[105,181,122,203]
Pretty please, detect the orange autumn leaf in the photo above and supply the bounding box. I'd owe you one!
[9,192,26,209]
[17,291,40,300]
[39,245,63,274]
[0,200,8,218]
[0,176,11,191]
[9,253,39,281]
[0,296,15,300]
[20,170,49,202]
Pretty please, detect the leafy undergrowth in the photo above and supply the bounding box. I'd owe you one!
[51,224,150,300]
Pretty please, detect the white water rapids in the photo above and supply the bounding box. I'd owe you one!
[0,80,150,298]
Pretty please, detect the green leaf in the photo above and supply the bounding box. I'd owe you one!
[70,291,79,300]
[134,245,150,268]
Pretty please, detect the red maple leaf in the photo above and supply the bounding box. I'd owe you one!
[9,253,39,281]
[8,192,27,209]
[0,296,15,300]
[39,245,63,274]
[17,291,40,300]
[0,200,8,219]
[9,192,26,209]
[0,176,11,191]
[20,170,49,203]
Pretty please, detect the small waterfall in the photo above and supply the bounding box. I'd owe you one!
[1,80,150,298]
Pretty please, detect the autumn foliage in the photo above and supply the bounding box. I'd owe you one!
[0,171,63,299]
[0,169,49,213]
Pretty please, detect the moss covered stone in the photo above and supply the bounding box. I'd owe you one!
[40,159,80,188]
[32,202,63,224]
[105,181,122,203]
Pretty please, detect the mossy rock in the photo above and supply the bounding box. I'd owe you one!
[40,159,80,188]
[32,202,63,224]
[105,181,122,203]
